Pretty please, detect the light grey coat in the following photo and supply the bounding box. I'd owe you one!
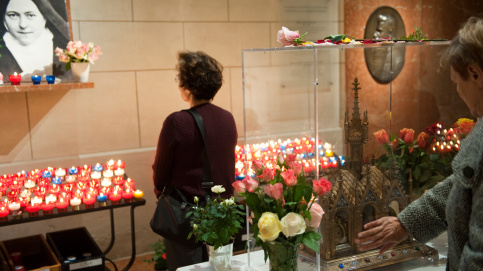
[398,119,483,271]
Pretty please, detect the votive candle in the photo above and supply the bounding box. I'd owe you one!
[31,75,41,85]
[133,189,144,200]
[55,198,69,213]
[9,72,21,85]
[45,75,55,84]
[83,194,96,209]
[70,197,81,211]
[0,206,9,221]
[109,191,121,205]
[97,193,107,207]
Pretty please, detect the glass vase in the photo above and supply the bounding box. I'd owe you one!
[265,241,300,271]
[206,242,233,271]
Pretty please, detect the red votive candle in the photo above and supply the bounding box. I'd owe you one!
[40,202,55,215]
[83,195,96,209]
[0,206,9,222]
[26,204,40,217]
[9,73,21,85]
[55,199,69,213]
[113,176,124,186]
[122,190,133,203]
[124,178,135,190]
[109,192,121,205]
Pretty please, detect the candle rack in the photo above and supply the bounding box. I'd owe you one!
[0,198,145,271]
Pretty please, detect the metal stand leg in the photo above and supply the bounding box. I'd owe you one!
[122,205,139,271]
[104,209,116,255]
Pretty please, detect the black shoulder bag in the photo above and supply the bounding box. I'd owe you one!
[150,108,213,248]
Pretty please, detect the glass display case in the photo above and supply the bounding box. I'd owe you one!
[240,41,458,270]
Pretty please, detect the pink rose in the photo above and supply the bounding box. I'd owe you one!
[313,177,332,196]
[280,169,297,186]
[373,129,389,145]
[286,154,296,168]
[305,202,324,228]
[259,168,275,182]
[232,181,246,193]
[264,183,283,200]
[242,176,259,192]
[292,162,303,176]
[253,160,264,172]
[277,26,300,46]
[400,128,415,144]
[416,132,429,148]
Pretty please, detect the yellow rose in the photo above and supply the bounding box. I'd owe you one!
[280,212,306,237]
[258,212,282,242]
[456,118,473,126]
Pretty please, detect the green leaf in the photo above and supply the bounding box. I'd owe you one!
[302,231,322,252]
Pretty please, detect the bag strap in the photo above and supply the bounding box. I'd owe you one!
[186,108,213,201]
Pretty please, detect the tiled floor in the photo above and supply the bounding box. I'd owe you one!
[105,253,156,271]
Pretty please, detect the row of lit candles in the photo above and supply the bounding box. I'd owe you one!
[235,157,342,180]
[0,188,144,221]
[6,73,56,85]
[0,175,133,194]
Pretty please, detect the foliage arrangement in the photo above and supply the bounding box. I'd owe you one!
[374,118,475,197]
[401,25,427,41]
[55,41,102,70]
[187,185,245,250]
[232,152,332,260]
[144,239,168,270]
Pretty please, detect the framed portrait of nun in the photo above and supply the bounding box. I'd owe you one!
[0,0,73,81]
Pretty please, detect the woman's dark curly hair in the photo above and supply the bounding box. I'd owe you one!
[177,51,223,100]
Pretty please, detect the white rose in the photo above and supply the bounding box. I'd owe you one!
[194,196,199,203]
[224,198,235,205]
[280,212,306,237]
[211,185,226,194]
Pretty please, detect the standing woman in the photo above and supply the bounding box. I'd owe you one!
[355,16,483,271]
[152,51,238,270]
[0,0,71,79]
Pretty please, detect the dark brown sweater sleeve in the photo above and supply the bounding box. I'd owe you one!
[152,113,177,198]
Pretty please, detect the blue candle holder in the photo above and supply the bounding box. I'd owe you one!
[97,194,107,202]
[31,75,41,85]
[93,164,103,172]
[68,167,78,175]
[42,171,52,178]
[52,176,63,185]
[46,75,55,84]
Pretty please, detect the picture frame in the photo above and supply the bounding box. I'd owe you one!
[0,0,73,82]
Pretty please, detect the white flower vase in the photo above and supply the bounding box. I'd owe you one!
[206,243,233,271]
[71,62,90,82]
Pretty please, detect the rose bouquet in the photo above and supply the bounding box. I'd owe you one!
[187,185,245,250]
[233,152,332,269]
[374,118,475,197]
[55,41,102,70]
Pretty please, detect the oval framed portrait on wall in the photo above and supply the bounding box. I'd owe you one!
[364,6,406,84]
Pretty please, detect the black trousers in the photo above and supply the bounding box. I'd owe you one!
[165,238,208,270]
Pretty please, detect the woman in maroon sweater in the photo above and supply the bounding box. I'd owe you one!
[152,51,237,270]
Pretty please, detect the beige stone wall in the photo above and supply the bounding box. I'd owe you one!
[0,0,342,260]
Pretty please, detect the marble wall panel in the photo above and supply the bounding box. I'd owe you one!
[133,0,228,21]
[136,70,186,147]
[28,89,80,159]
[70,0,133,21]
[228,0,280,22]
[0,93,32,163]
[77,22,184,72]
[74,72,140,154]
[184,22,271,67]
